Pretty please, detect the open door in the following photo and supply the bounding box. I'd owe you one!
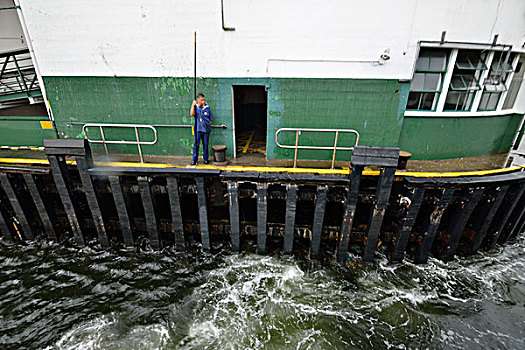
[233,85,267,158]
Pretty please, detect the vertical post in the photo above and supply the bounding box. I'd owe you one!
[502,197,525,241]
[257,182,268,254]
[109,175,134,247]
[392,187,425,263]
[47,156,85,246]
[135,126,144,163]
[22,174,56,240]
[166,177,185,251]
[0,208,12,243]
[75,157,109,247]
[489,183,525,249]
[99,125,109,158]
[284,184,297,256]
[363,166,397,263]
[293,131,299,168]
[419,188,455,264]
[311,185,328,257]
[472,185,509,253]
[337,164,363,262]
[195,177,210,252]
[0,173,32,240]
[445,188,485,261]
[138,176,160,250]
[331,131,339,169]
[227,181,240,253]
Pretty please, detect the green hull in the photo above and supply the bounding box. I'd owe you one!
[1,76,521,161]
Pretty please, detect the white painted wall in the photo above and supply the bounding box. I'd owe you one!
[17,0,525,80]
[0,0,26,52]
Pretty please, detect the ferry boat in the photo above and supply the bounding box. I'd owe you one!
[1,0,525,264]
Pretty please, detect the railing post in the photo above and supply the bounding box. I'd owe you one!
[135,126,144,163]
[99,125,109,158]
[331,131,339,169]
[293,131,299,168]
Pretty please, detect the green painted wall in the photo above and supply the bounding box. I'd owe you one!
[43,76,408,161]
[399,114,524,160]
[0,116,56,147]
[42,76,522,162]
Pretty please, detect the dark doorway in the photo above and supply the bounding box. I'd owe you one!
[233,85,267,157]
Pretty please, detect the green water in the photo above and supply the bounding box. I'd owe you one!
[0,236,523,349]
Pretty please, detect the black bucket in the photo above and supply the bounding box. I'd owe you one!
[212,145,228,164]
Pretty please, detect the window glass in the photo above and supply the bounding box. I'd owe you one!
[407,49,449,111]
[445,50,486,111]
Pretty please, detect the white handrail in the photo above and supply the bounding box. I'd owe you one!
[275,128,360,169]
[82,123,158,163]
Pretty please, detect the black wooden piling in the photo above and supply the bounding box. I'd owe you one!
[472,185,509,253]
[42,139,88,247]
[227,181,240,253]
[445,187,485,261]
[392,187,425,263]
[489,183,525,249]
[0,202,12,242]
[257,182,268,254]
[0,173,33,240]
[109,175,134,247]
[311,185,328,257]
[75,156,109,247]
[284,184,297,256]
[507,199,525,240]
[138,176,160,250]
[195,177,210,252]
[499,191,525,242]
[167,177,185,251]
[337,164,363,262]
[22,173,56,240]
[419,188,455,264]
[364,166,397,263]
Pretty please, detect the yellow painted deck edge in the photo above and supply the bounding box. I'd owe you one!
[0,157,523,178]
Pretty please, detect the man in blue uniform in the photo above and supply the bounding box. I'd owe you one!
[190,93,214,165]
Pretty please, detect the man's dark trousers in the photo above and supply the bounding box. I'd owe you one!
[193,131,210,163]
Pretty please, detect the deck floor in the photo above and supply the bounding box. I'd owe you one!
[0,149,510,173]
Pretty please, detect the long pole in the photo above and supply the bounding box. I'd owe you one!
[194,32,197,99]
[193,31,197,139]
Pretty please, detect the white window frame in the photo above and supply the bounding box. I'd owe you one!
[407,46,522,116]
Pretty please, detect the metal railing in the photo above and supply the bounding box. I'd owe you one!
[82,123,158,163]
[0,49,41,103]
[275,128,360,169]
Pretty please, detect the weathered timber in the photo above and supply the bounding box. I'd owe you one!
[195,177,210,252]
[310,185,328,257]
[489,183,525,249]
[109,175,134,247]
[392,187,425,263]
[257,183,268,254]
[227,181,240,253]
[284,184,298,256]
[0,173,33,240]
[471,185,509,253]
[419,188,455,264]
[444,188,485,261]
[22,173,56,240]
[76,157,109,247]
[364,166,397,263]
[138,176,160,250]
[167,177,185,251]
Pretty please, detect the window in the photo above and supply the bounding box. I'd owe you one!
[406,49,448,110]
[478,51,516,111]
[503,56,524,109]
[444,50,487,111]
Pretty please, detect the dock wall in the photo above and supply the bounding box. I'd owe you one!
[0,140,524,265]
